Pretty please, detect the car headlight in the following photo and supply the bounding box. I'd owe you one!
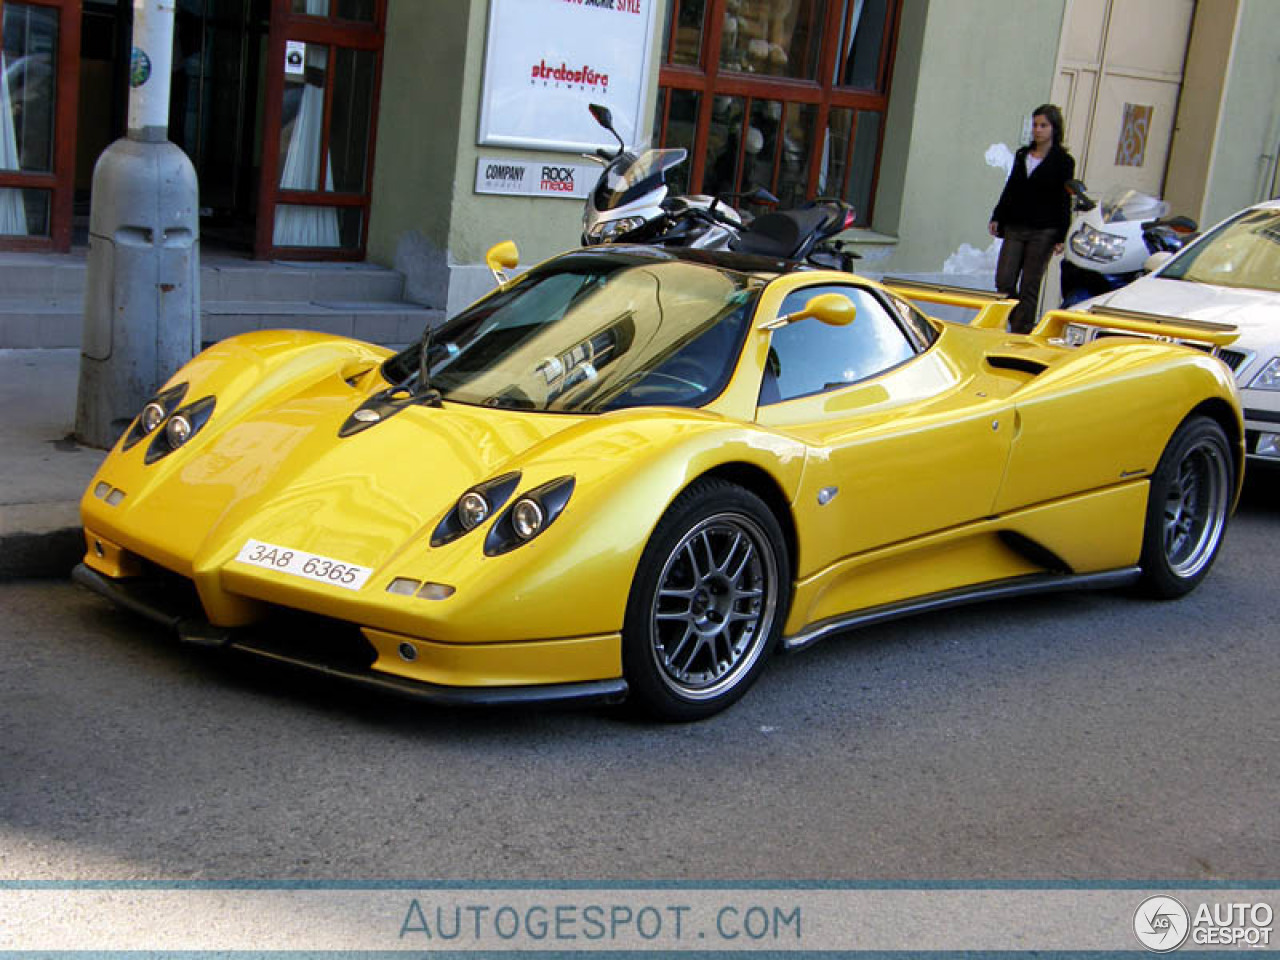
[143,395,216,464]
[165,414,192,447]
[1069,224,1125,263]
[484,477,574,556]
[1248,357,1280,391]
[511,498,545,540]
[122,383,189,451]
[457,491,490,530]
[431,472,521,547]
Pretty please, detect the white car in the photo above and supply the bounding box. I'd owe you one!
[1079,198,1280,467]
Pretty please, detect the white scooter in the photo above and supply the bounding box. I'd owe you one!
[1060,180,1197,307]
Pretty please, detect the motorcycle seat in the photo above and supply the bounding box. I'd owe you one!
[733,207,835,259]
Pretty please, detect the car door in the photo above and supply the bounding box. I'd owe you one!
[755,283,1017,582]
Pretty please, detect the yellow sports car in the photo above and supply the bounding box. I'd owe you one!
[76,243,1243,720]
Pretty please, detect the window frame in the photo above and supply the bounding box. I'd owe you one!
[656,0,902,225]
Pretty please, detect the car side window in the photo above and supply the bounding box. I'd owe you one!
[761,285,919,404]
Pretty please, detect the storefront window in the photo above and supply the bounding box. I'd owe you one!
[292,0,375,22]
[657,0,899,226]
[663,0,706,68]
[1,3,58,174]
[718,0,824,81]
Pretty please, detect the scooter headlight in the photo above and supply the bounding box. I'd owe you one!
[1069,224,1126,263]
[588,216,646,243]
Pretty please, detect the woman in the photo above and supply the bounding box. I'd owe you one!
[989,104,1075,334]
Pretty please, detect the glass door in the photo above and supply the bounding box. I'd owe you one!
[0,0,80,250]
[256,0,383,259]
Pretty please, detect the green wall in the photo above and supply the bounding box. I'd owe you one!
[1200,0,1280,227]
[871,0,1067,276]
[366,0,473,305]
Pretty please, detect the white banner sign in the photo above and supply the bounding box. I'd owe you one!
[476,156,599,199]
[478,0,659,152]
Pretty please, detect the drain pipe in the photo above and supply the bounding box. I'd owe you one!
[75,0,200,449]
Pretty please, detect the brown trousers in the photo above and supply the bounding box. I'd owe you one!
[995,225,1058,334]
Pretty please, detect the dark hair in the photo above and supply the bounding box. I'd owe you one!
[1031,103,1065,148]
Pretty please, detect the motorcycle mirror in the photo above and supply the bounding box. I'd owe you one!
[746,187,779,207]
[589,103,614,130]
[1165,215,1198,233]
[588,102,625,154]
[1065,179,1096,212]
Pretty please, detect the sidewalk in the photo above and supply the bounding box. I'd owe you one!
[0,349,106,577]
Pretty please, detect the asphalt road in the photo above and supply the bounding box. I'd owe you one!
[1,477,1277,882]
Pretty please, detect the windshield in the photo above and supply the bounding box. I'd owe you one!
[383,251,762,413]
[592,148,687,212]
[1159,206,1280,292]
[1098,187,1169,224]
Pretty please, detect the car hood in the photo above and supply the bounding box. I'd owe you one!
[1090,276,1278,341]
[91,388,583,576]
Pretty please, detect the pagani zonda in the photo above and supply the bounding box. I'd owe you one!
[76,244,1244,719]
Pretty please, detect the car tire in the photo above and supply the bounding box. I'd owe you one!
[1137,415,1234,599]
[622,478,789,721]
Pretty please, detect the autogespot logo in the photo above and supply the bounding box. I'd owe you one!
[1134,895,1190,952]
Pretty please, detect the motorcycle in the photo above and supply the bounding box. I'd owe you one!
[580,103,858,269]
[1060,180,1197,307]
[581,103,766,250]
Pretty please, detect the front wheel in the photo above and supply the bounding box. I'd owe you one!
[1137,415,1234,598]
[622,479,789,721]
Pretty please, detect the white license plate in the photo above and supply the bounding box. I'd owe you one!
[234,539,373,591]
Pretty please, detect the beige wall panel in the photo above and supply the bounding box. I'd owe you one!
[1105,0,1194,76]
[1059,67,1098,158]
[1061,0,1108,63]
[1083,74,1182,196]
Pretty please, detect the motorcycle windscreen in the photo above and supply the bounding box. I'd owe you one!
[592,148,688,212]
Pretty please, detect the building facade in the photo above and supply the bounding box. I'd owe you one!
[1,0,1277,313]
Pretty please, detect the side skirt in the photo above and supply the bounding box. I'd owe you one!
[781,567,1141,653]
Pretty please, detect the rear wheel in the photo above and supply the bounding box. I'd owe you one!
[622,479,789,721]
[1138,415,1234,598]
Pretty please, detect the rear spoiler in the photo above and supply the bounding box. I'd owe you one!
[881,277,1015,330]
[883,278,1239,351]
[1033,305,1240,349]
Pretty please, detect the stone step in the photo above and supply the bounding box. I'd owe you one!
[0,299,441,349]
[0,253,410,303]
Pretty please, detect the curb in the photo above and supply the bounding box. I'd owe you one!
[0,502,85,579]
[0,527,85,579]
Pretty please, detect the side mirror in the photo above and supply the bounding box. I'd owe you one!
[588,102,624,153]
[589,103,614,131]
[761,292,856,329]
[1143,251,1173,274]
[485,240,519,284]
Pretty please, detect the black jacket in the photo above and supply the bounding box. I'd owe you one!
[991,145,1075,242]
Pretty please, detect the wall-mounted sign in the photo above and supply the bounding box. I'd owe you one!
[1115,103,1153,167]
[476,157,598,199]
[477,0,659,153]
[285,41,307,76]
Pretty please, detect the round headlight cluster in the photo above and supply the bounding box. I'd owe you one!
[140,402,167,433]
[511,498,544,540]
[457,491,490,530]
[165,414,193,447]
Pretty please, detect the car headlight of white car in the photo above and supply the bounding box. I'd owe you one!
[1248,357,1280,391]
[1069,224,1126,263]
